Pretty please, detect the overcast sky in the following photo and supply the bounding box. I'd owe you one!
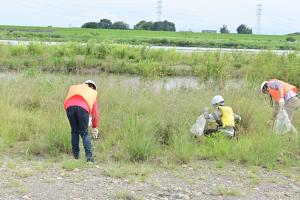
[1,0,299,34]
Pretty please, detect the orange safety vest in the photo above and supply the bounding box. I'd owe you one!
[267,79,298,102]
[64,84,97,111]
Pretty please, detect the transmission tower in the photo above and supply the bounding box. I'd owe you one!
[256,4,263,34]
[156,0,162,21]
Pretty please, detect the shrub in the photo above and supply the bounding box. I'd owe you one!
[286,37,296,42]
[27,43,43,55]
[170,133,195,164]
[122,116,158,162]
[10,45,27,56]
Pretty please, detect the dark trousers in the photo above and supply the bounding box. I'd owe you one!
[66,106,93,160]
[204,129,218,136]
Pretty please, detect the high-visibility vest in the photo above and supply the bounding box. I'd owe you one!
[218,106,235,128]
[64,84,97,112]
[267,79,298,102]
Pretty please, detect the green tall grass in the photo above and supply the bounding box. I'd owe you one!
[0,73,299,169]
[1,43,300,86]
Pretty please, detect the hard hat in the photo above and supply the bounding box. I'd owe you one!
[84,80,97,90]
[211,95,224,106]
[260,81,268,93]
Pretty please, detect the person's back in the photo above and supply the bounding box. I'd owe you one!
[203,95,241,137]
[217,105,238,137]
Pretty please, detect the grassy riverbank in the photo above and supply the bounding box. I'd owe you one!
[1,43,300,86]
[1,25,300,50]
[0,74,299,169]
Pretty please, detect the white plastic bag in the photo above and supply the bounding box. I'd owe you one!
[273,107,297,134]
[88,116,92,127]
[190,114,207,137]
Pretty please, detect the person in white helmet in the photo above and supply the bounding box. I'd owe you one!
[203,95,241,137]
[64,80,99,162]
[260,79,299,122]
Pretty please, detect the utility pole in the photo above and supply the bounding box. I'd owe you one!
[157,0,162,21]
[256,4,263,34]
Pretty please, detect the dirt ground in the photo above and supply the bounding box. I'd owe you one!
[0,154,300,200]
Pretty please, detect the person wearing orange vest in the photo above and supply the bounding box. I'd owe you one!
[64,80,99,162]
[260,79,300,121]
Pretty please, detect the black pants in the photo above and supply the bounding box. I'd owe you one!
[204,129,218,136]
[66,106,93,160]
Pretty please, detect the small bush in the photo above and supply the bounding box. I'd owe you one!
[122,116,158,162]
[94,43,110,58]
[286,37,296,42]
[23,66,41,78]
[27,43,44,55]
[170,133,195,164]
[10,45,27,56]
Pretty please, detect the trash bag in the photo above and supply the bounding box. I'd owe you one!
[88,116,92,127]
[190,114,207,137]
[273,107,297,134]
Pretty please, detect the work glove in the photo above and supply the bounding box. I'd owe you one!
[91,128,99,139]
[278,98,285,107]
[235,115,242,123]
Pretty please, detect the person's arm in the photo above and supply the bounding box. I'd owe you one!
[91,98,99,128]
[272,103,279,119]
[204,110,221,122]
[204,112,215,121]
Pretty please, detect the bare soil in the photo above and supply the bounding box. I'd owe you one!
[0,154,299,200]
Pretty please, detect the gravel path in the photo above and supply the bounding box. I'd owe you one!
[0,157,299,200]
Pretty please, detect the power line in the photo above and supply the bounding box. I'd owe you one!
[256,4,262,34]
[156,0,162,21]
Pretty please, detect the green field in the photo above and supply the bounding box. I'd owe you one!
[1,25,300,50]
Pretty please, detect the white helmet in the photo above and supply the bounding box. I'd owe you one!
[211,95,224,106]
[84,80,97,90]
[260,81,268,93]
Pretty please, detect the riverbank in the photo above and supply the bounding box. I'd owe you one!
[1,154,299,200]
[1,40,299,55]
[1,43,300,85]
[0,73,299,170]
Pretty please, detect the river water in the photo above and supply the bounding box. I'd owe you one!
[0,72,242,92]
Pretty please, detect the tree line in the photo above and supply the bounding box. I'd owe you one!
[82,19,176,31]
[82,19,253,34]
[220,24,252,34]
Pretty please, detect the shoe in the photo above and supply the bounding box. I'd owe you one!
[87,157,94,162]
[74,154,80,159]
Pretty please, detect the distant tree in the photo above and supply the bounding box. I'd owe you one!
[286,37,296,42]
[81,22,98,29]
[288,32,300,35]
[236,24,252,34]
[220,25,230,34]
[151,20,176,31]
[134,20,153,30]
[111,21,129,30]
[98,19,112,29]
